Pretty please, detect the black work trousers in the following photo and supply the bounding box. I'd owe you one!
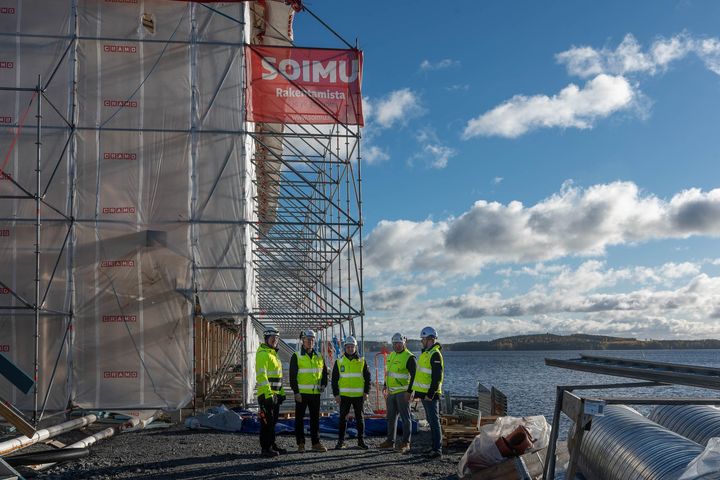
[294,393,321,445]
[338,395,365,442]
[258,395,280,451]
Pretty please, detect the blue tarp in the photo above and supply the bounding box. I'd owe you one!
[229,409,417,437]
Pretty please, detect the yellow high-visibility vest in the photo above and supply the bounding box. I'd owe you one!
[412,343,443,395]
[294,350,324,394]
[386,349,414,394]
[256,343,284,398]
[337,355,365,398]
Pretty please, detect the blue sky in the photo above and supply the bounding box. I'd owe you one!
[295,1,720,342]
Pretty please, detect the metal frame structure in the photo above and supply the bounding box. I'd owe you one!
[542,355,720,480]
[248,119,364,343]
[1,0,364,417]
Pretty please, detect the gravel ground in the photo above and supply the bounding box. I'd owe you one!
[14,424,463,480]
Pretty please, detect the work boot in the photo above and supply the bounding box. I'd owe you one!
[311,442,327,452]
[271,444,287,454]
[297,443,305,453]
[357,439,369,450]
[335,441,346,450]
[261,449,279,458]
[377,440,394,449]
[395,441,410,454]
[425,450,443,459]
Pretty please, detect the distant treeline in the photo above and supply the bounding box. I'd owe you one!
[361,333,720,352]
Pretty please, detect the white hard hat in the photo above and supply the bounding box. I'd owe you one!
[391,333,405,343]
[344,335,357,346]
[263,326,280,337]
[420,326,437,339]
[303,329,316,338]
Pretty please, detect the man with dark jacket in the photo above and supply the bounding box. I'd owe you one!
[255,326,287,457]
[331,335,371,450]
[411,326,444,459]
[289,329,329,453]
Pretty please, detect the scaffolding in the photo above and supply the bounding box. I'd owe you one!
[0,0,363,420]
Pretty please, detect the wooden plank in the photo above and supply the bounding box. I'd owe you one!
[0,397,35,438]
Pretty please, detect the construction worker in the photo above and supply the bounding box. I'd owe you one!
[289,329,329,453]
[412,326,444,459]
[378,332,416,453]
[255,326,287,457]
[331,335,371,450]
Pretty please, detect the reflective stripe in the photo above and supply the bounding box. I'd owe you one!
[339,372,363,378]
[389,386,407,394]
[270,381,283,386]
[298,368,322,374]
[340,387,364,393]
[387,372,407,378]
[413,381,430,389]
[256,381,269,387]
[297,384,319,390]
[417,367,432,374]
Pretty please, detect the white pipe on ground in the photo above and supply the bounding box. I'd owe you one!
[0,414,98,456]
[34,427,116,471]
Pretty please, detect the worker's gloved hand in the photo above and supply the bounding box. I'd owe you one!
[363,393,369,401]
[382,387,388,399]
[294,393,302,403]
[334,395,341,405]
[426,391,435,401]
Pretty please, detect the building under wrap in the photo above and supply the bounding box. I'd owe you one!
[0,0,364,419]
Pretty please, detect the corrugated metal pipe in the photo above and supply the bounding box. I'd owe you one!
[573,405,705,480]
[648,404,720,447]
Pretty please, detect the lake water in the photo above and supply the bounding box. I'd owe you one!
[369,349,720,424]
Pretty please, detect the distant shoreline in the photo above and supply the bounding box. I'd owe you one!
[358,333,720,352]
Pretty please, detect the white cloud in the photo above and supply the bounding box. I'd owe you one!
[462,74,636,139]
[556,33,720,78]
[420,59,461,71]
[411,128,457,169]
[464,33,720,140]
[423,144,456,169]
[445,84,470,92]
[493,177,504,184]
[363,264,720,341]
[365,284,427,311]
[363,145,390,164]
[372,88,423,128]
[365,181,720,278]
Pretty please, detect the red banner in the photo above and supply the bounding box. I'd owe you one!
[246,45,364,126]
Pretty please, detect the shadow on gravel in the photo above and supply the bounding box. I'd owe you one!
[72,450,460,480]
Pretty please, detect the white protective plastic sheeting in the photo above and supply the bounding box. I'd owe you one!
[72,1,195,409]
[680,437,720,480]
[1,0,258,410]
[0,1,74,410]
[71,1,256,409]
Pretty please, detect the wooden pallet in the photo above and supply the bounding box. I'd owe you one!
[442,414,498,427]
[442,423,480,447]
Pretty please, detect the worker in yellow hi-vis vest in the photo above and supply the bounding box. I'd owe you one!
[412,326,444,459]
[378,332,416,453]
[255,326,287,458]
[331,335,371,450]
[289,329,328,453]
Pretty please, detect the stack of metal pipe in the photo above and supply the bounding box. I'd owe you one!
[574,405,706,480]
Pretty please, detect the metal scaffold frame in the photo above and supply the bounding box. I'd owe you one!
[249,119,364,344]
[1,0,364,414]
